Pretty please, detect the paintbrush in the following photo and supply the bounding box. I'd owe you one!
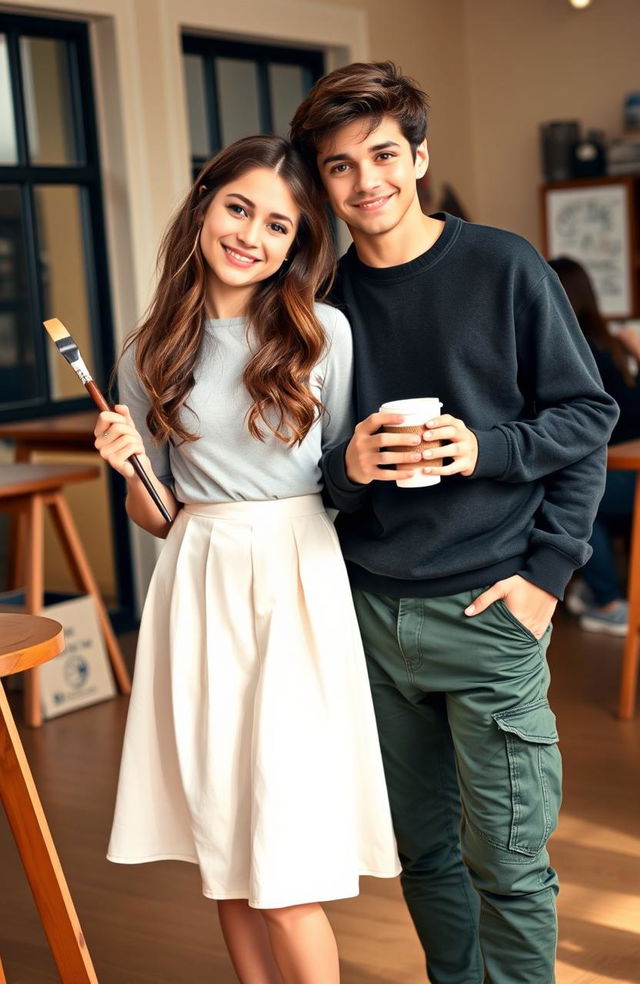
[43,318,173,525]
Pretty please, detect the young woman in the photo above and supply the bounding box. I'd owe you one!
[95,135,400,984]
[550,256,637,635]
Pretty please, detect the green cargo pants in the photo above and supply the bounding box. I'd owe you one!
[352,587,562,984]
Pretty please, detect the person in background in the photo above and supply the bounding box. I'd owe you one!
[550,256,638,636]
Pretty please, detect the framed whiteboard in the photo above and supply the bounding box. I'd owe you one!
[544,182,633,318]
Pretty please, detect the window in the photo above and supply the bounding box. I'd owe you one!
[0,13,114,422]
[0,12,133,629]
[182,37,324,178]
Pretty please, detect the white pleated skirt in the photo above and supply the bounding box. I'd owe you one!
[107,494,400,908]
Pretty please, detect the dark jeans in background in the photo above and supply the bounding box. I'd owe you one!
[581,469,635,606]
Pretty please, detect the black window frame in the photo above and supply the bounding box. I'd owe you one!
[181,35,324,177]
[0,11,115,424]
[0,11,134,630]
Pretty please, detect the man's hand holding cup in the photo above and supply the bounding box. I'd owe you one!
[345,400,479,487]
[344,411,426,485]
[420,413,479,478]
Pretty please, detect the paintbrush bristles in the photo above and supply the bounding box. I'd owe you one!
[43,317,71,343]
[43,317,93,384]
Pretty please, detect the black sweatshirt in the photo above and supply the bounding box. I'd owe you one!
[322,213,620,600]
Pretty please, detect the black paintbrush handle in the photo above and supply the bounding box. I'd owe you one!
[87,380,173,525]
[129,454,173,524]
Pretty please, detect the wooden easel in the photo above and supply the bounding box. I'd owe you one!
[0,613,98,981]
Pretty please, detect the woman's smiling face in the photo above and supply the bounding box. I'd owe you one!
[199,166,300,302]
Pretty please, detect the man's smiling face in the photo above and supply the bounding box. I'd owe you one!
[316,115,428,239]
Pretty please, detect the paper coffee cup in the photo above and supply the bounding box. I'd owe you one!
[380,398,443,488]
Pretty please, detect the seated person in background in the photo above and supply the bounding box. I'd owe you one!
[550,256,639,635]
[611,322,640,366]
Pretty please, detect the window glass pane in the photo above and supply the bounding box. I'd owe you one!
[184,54,210,159]
[269,64,307,139]
[0,35,18,164]
[20,37,82,165]
[34,186,94,400]
[215,58,261,146]
[0,187,39,404]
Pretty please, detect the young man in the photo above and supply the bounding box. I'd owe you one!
[291,62,618,984]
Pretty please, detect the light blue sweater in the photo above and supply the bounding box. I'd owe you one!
[118,303,353,504]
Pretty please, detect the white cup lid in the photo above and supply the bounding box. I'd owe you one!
[380,398,442,416]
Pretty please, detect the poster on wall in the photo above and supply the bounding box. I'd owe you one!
[545,182,632,318]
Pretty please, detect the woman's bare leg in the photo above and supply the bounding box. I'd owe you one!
[217,899,284,984]
[261,902,340,984]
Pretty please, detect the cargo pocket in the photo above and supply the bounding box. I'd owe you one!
[492,699,562,857]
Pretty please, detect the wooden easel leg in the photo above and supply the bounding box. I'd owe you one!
[619,474,640,719]
[0,682,98,983]
[46,493,131,695]
[619,633,640,720]
[24,495,44,728]
[0,953,7,983]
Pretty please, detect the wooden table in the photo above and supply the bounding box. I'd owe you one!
[0,613,99,982]
[0,412,97,461]
[607,439,640,719]
[0,464,131,726]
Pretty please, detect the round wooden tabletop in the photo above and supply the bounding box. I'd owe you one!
[0,614,65,677]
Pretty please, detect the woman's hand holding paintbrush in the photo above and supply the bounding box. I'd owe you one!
[43,317,174,531]
[94,405,146,480]
[94,405,178,538]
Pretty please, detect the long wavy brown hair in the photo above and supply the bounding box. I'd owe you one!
[122,135,335,446]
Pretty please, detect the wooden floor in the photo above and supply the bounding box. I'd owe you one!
[1,607,639,983]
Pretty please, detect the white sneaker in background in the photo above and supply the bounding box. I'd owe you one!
[564,580,595,616]
[580,600,629,637]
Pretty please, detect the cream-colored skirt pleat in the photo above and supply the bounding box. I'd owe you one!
[107,494,400,908]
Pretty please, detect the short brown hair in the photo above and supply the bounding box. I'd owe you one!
[290,61,429,177]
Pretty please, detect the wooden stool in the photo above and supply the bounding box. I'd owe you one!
[0,613,98,982]
[0,464,131,727]
[0,414,97,591]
